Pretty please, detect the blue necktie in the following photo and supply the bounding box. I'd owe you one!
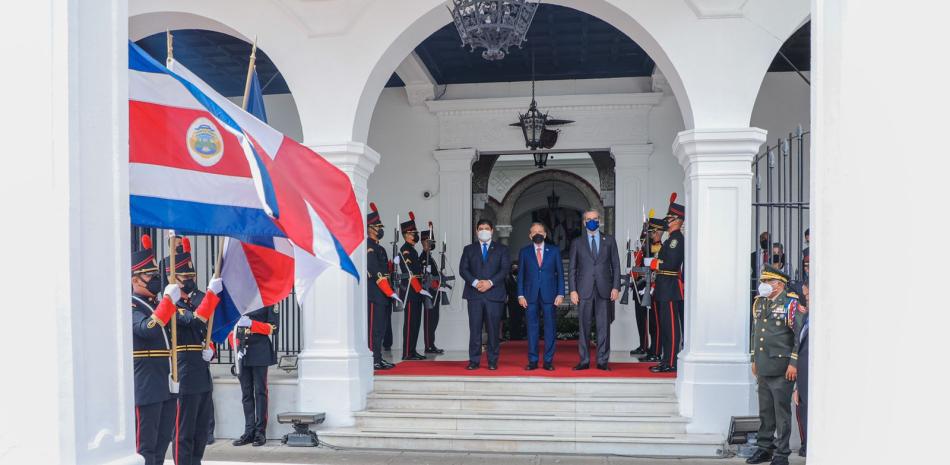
[590,235,598,256]
[482,243,488,262]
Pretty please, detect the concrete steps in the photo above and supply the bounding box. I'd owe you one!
[320,375,724,457]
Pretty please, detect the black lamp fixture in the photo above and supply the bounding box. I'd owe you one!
[546,188,560,211]
[510,51,574,168]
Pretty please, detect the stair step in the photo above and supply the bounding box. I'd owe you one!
[354,410,687,434]
[373,376,675,397]
[367,392,679,414]
[320,428,724,456]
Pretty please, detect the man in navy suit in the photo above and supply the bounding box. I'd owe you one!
[517,222,564,371]
[568,209,621,371]
[459,219,511,370]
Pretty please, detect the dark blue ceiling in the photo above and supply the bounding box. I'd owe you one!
[135,7,810,96]
[136,30,289,97]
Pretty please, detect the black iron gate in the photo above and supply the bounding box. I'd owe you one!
[131,226,302,366]
[751,127,810,299]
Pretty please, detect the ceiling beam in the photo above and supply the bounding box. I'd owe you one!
[395,51,438,107]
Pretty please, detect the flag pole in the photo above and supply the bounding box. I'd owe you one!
[205,37,258,350]
[166,29,174,66]
[168,231,179,383]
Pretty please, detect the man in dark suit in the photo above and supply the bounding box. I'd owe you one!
[568,209,621,371]
[459,219,511,370]
[793,281,809,458]
[517,222,565,371]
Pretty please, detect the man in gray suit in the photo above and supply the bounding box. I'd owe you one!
[568,209,621,370]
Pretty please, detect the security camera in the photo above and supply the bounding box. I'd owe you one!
[423,191,432,199]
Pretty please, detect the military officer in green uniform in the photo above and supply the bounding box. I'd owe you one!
[746,267,804,465]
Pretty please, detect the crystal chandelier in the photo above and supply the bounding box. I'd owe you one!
[448,0,540,61]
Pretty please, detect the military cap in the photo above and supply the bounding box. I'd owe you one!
[759,266,790,283]
[162,237,196,276]
[666,192,685,221]
[400,211,418,234]
[648,218,668,231]
[131,234,158,274]
[367,202,383,227]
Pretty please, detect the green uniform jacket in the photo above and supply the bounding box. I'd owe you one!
[751,290,804,377]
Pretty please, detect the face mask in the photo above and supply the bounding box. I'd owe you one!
[760,239,769,250]
[757,282,773,297]
[531,234,545,244]
[376,228,385,240]
[477,230,492,242]
[585,219,599,231]
[181,278,196,295]
[146,275,163,295]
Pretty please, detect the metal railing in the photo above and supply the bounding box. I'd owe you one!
[131,227,302,366]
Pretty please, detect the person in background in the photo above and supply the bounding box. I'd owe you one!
[771,242,786,271]
[504,261,524,341]
[793,281,810,458]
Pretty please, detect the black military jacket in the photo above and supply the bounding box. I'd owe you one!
[751,290,804,377]
[367,238,391,302]
[654,230,684,302]
[243,306,279,367]
[175,290,212,395]
[131,293,173,406]
[399,242,423,297]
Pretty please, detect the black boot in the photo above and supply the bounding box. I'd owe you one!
[746,448,773,464]
[232,434,253,446]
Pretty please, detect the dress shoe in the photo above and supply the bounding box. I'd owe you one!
[745,448,772,464]
[252,434,266,447]
[572,363,589,371]
[629,347,646,356]
[232,434,253,446]
[543,362,554,371]
[403,353,426,361]
[769,456,789,465]
[596,363,611,371]
[798,445,806,457]
[381,360,396,368]
[466,362,479,370]
[648,364,668,373]
[206,433,215,445]
[651,365,676,373]
[488,363,498,370]
[425,347,445,354]
[639,354,661,362]
[374,362,393,370]
[525,362,538,371]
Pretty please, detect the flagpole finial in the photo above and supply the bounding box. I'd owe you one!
[166,29,174,64]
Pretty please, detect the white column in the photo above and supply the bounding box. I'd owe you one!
[432,149,477,351]
[672,128,766,434]
[610,144,654,351]
[296,142,380,426]
[811,3,950,464]
[0,2,138,464]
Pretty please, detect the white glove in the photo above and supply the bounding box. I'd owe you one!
[390,293,403,304]
[392,255,401,265]
[207,277,223,295]
[201,348,214,362]
[237,315,252,328]
[163,283,181,303]
[644,257,656,268]
[420,290,433,298]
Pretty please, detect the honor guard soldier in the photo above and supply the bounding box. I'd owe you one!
[420,227,444,354]
[367,203,399,370]
[634,218,667,363]
[131,234,179,465]
[230,304,280,446]
[162,238,222,465]
[646,194,685,373]
[746,267,804,465]
[396,212,429,360]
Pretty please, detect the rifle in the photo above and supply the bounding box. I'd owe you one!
[232,323,249,376]
[421,221,435,310]
[438,232,456,306]
[620,208,655,307]
[390,214,406,312]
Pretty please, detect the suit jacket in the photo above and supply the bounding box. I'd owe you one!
[517,242,565,304]
[568,232,621,300]
[459,240,511,302]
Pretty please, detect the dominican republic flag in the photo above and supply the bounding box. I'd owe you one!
[129,41,363,331]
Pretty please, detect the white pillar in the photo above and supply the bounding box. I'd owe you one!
[432,148,477,351]
[296,142,379,426]
[811,2,950,463]
[610,144,654,351]
[0,1,138,464]
[672,128,766,434]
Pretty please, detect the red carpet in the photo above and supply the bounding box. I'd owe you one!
[376,340,675,378]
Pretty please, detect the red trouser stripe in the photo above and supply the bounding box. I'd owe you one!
[368,303,374,351]
[135,406,141,451]
[669,301,677,367]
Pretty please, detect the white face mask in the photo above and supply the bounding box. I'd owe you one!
[757,282,773,298]
[477,230,492,242]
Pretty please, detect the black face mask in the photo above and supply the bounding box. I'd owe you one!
[181,278,196,295]
[531,234,545,244]
[760,239,769,250]
[375,228,385,240]
[145,275,162,295]
[410,233,419,243]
